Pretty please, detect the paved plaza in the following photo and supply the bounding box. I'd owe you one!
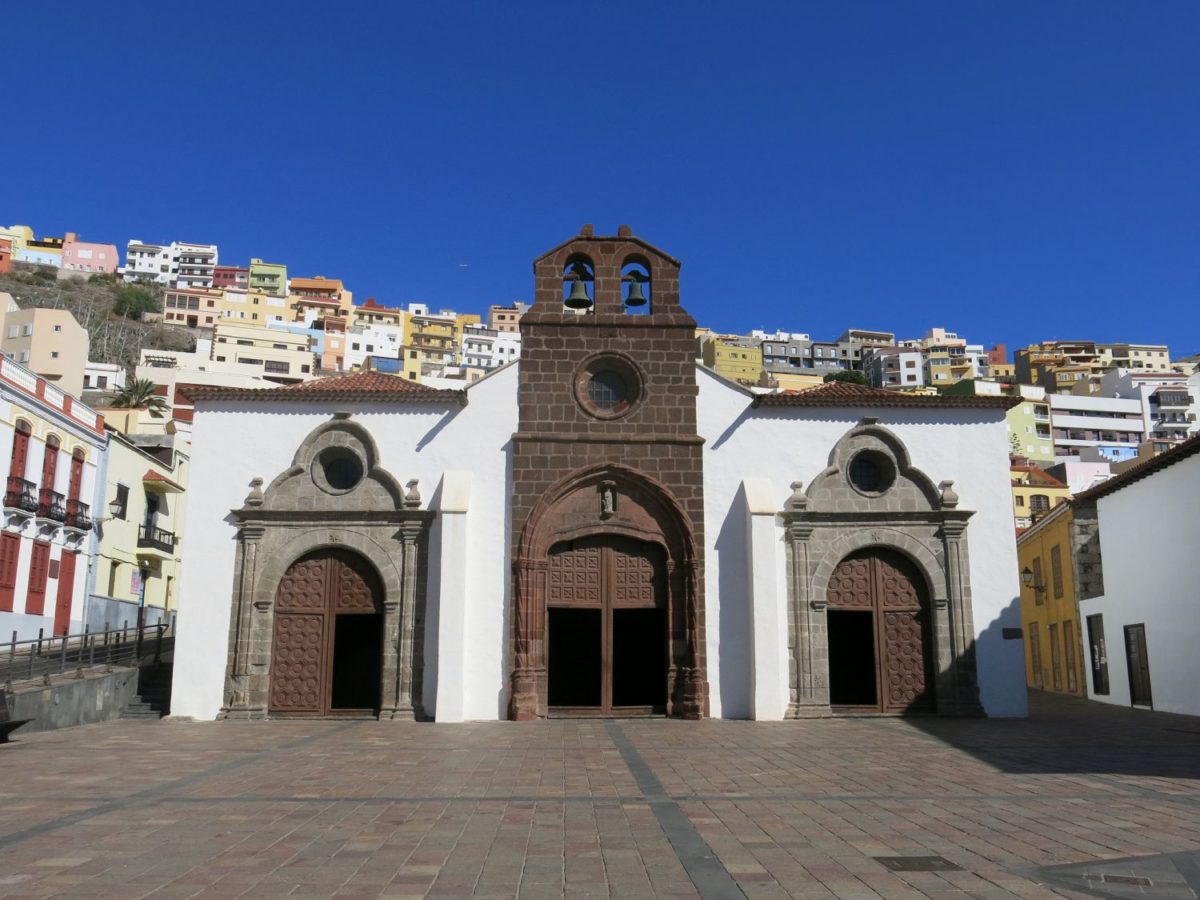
[1,693,1198,899]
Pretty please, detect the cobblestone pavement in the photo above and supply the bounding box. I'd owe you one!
[1,692,1198,899]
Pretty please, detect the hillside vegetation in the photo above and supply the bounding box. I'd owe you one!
[0,266,195,371]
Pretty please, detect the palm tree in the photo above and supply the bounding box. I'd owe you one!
[110,378,169,415]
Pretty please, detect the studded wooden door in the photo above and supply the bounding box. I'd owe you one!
[827,549,933,713]
[269,549,383,715]
[547,536,666,714]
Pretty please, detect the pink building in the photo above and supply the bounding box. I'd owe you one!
[213,265,249,290]
[61,233,119,275]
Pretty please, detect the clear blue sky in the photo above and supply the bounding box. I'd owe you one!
[5,2,1198,356]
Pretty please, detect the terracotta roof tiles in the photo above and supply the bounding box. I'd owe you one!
[181,370,467,405]
[751,381,1019,410]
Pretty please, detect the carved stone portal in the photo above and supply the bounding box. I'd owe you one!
[220,415,433,721]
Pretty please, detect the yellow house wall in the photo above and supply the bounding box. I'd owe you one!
[95,438,189,614]
[1016,509,1086,695]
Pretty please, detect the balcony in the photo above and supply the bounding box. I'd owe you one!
[65,499,92,531]
[4,477,38,513]
[138,525,176,554]
[37,489,67,522]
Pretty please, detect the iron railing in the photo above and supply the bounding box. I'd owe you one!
[137,525,175,553]
[1,621,172,690]
[37,489,66,522]
[4,477,38,513]
[65,499,92,531]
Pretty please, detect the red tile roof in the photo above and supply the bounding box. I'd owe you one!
[181,371,467,405]
[143,469,185,491]
[1074,433,1200,503]
[751,381,1019,410]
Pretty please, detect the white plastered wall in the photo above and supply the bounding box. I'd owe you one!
[170,365,517,721]
[1079,452,1200,717]
[697,368,1028,719]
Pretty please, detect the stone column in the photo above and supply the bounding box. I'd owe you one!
[221,521,268,720]
[785,520,831,717]
[384,521,423,720]
[940,519,982,715]
[509,557,546,720]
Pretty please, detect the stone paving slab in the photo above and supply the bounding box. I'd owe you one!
[0,693,1197,898]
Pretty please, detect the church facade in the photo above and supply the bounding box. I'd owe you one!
[172,228,1028,722]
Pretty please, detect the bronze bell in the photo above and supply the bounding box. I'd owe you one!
[624,279,647,307]
[564,279,593,309]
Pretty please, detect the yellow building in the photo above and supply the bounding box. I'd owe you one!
[94,430,189,623]
[287,276,354,322]
[1010,458,1071,531]
[701,335,763,385]
[0,298,89,396]
[757,369,825,391]
[400,312,481,382]
[210,321,314,382]
[352,299,406,329]
[1016,502,1086,695]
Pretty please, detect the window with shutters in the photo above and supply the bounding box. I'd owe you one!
[26,540,51,616]
[1032,557,1044,605]
[0,533,20,612]
[1050,545,1064,599]
[9,420,31,480]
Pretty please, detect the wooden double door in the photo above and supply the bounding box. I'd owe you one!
[269,549,384,716]
[546,535,668,716]
[826,548,934,713]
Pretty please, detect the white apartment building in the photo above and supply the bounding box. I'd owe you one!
[1090,368,1199,442]
[461,324,521,370]
[345,324,406,371]
[0,356,106,640]
[83,362,126,394]
[862,347,925,389]
[1049,393,1147,462]
[123,240,219,288]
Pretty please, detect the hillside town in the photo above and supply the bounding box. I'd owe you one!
[0,218,1196,728]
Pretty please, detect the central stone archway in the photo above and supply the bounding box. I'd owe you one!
[510,464,706,720]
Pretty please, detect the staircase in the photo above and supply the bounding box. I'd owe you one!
[121,664,173,720]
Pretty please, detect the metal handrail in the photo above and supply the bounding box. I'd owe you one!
[4,477,38,513]
[1,621,173,690]
[65,499,92,530]
[37,489,66,522]
[137,525,176,552]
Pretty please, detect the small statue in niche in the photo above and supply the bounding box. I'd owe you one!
[599,481,616,518]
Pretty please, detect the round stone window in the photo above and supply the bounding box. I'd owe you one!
[574,354,643,420]
[587,370,628,411]
[847,450,896,496]
[314,447,364,494]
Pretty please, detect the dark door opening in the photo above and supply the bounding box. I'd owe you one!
[548,608,601,708]
[330,613,382,711]
[1124,623,1153,708]
[1086,614,1109,695]
[828,610,877,707]
[612,608,666,709]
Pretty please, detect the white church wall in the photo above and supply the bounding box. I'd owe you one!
[1080,452,1200,717]
[697,368,1028,719]
[171,365,518,721]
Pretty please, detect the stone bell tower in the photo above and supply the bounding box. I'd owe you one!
[508,225,709,720]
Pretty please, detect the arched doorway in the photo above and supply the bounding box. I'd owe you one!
[826,548,934,713]
[269,549,384,716]
[510,464,705,720]
[546,535,667,715]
